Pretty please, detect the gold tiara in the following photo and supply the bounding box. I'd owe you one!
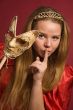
[33,11,63,21]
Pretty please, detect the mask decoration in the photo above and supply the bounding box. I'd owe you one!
[0,16,39,70]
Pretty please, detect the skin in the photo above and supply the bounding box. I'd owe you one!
[31,20,61,81]
[33,20,61,58]
[29,20,61,110]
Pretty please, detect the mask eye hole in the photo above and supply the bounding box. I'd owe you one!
[16,38,29,46]
[16,38,26,45]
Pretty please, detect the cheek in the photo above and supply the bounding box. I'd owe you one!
[53,40,60,50]
[34,39,43,48]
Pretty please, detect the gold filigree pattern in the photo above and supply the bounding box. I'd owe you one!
[34,11,63,21]
[0,16,39,70]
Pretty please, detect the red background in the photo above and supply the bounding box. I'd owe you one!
[0,0,73,109]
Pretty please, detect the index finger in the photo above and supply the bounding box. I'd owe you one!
[43,50,48,63]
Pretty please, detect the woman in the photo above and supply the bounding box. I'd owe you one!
[0,6,73,110]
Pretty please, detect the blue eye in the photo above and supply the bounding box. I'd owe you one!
[38,33,45,39]
[52,36,60,40]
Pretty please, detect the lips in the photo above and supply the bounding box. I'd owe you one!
[42,50,51,53]
[41,50,51,57]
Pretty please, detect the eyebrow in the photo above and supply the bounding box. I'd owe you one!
[39,32,61,37]
[53,35,61,37]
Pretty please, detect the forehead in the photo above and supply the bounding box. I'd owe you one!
[34,20,61,35]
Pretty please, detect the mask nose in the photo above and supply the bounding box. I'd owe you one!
[44,38,51,48]
[9,38,16,47]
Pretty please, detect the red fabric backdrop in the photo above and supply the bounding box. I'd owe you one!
[0,0,73,109]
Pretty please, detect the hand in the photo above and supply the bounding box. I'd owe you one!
[28,50,48,83]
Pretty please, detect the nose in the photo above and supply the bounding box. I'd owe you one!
[44,38,51,48]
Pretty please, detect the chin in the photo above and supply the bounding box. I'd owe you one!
[39,53,45,59]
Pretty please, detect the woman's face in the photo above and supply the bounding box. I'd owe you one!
[33,20,61,58]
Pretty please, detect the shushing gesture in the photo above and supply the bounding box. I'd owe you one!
[29,50,48,82]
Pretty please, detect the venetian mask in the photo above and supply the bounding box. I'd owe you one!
[0,16,39,70]
[4,16,39,59]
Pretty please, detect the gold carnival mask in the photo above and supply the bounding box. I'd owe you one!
[0,16,39,70]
